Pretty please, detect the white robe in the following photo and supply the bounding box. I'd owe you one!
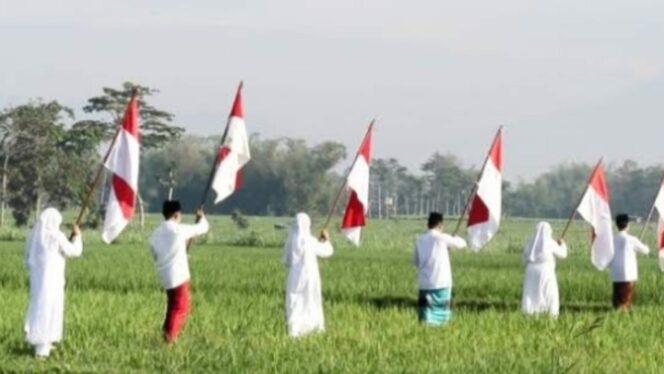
[521,222,567,317]
[283,213,334,338]
[24,208,83,352]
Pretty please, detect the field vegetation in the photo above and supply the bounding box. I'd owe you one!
[2,215,664,372]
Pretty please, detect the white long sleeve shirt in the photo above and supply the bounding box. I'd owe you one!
[413,229,467,290]
[610,231,649,282]
[149,217,209,290]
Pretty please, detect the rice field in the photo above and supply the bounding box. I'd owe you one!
[2,215,664,372]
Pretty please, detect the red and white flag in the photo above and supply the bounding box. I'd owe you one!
[341,123,374,246]
[652,179,664,271]
[102,95,140,243]
[467,129,503,250]
[576,161,614,270]
[211,83,251,204]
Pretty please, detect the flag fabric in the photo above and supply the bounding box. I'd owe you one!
[467,129,503,250]
[211,84,251,204]
[576,162,614,270]
[341,125,373,246]
[102,95,140,243]
[652,179,664,271]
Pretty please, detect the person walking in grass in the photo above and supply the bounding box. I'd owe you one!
[149,200,209,343]
[610,214,649,311]
[413,212,467,326]
[521,222,568,317]
[24,208,83,359]
[283,212,334,338]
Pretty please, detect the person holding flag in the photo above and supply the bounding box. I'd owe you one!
[283,213,334,337]
[24,208,83,359]
[610,214,650,311]
[521,222,568,317]
[149,201,209,343]
[413,212,467,326]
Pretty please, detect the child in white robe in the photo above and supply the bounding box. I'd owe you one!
[283,213,334,338]
[521,222,567,317]
[24,208,83,358]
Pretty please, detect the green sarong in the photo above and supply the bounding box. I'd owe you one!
[418,288,452,326]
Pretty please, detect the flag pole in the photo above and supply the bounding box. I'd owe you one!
[322,119,375,231]
[638,171,664,241]
[186,81,243,251]
[452,126,503,236]
[70,88,138,239]
[559,158,603,241]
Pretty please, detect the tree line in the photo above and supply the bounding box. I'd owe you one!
[1,82,662,227]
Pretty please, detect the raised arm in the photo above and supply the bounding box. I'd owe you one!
[180,216,210,241]
[57,226,83,258]
[314,240,334,258]
[446,235,468,250]
[551,240,568,259]
[631,236,650,255]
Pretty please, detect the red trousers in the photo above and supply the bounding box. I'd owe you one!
[163,281,191,343]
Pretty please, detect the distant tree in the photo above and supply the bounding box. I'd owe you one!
[79,82,184,149]
[0,101,101,226]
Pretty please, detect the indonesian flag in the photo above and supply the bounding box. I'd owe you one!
[575,162,614,270]
[211,83,251,203]
[652,179,664,271]
[341,124,374,246]
[101,95,140,243]
[467,129,503,250]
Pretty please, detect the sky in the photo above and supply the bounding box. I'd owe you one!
[1,0,663,180]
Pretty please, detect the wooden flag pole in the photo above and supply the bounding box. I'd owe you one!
[186,81,243,251]
[70,88,138,240]
[321,119,375,231]
[638,171,664,241]
[559,158,603,241]
[452,126,503,236]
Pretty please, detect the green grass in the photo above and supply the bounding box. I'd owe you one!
[2,216,664,372]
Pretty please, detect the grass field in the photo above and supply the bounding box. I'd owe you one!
[2,215,664,372]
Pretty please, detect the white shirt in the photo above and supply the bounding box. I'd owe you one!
[413,229,467,290]
[149,217,209,289]
[610,230,649,282]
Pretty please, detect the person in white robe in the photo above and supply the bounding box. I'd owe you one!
[521,221,567,317]
[24,208,83,358]
[283,213,334,338]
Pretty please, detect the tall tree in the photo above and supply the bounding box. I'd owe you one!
[1,101,101,226]
[80,82,184,149]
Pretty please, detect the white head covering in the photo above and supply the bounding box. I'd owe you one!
[523,221,556,263]
[283,213,312,267]
[26,208,63,268]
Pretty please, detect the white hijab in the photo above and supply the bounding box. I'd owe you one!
[283,213,312,267]
[523,221,557,263]
[26,208,63,268]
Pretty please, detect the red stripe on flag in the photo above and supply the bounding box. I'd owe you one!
[230,86,243,118]
[659,230,664,249]
[112,174,136,219]
[122,97,140,138]
[217,145,243,191]
[342,191,366,228]
[359,128,373,162]
[489,131,503,171]
[467,195,489,226]
[589,165,610,203]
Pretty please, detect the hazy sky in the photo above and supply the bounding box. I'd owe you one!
[1,0,663,180]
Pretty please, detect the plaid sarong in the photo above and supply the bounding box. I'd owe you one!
[418,288,452,326]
